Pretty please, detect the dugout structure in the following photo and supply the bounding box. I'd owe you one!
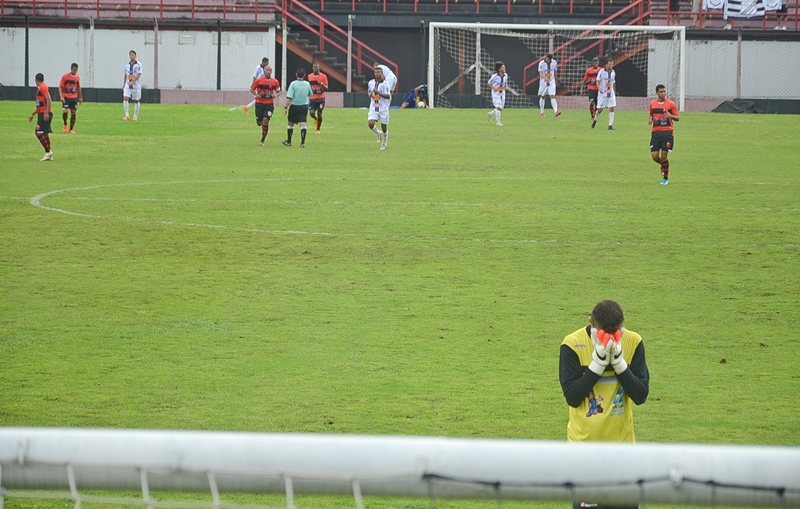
[428,22,686,111]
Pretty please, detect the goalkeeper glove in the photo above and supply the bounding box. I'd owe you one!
[588,328,610,376]
[609,340,628,374]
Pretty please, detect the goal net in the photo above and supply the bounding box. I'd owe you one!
[2,428,799,509]
[428,23,685,111]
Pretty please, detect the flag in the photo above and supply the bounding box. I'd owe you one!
[762,0,781,10]
[704,0,725,10]
[724,0,766,18]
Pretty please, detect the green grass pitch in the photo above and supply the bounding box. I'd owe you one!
[1,101,799,509]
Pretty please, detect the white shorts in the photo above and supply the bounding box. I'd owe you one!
[538,82,556,96]
[368,110,390,124]
[492,95,505,109]
[124,86,142,101]
[597,93,617,109]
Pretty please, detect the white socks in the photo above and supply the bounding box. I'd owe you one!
[539,98,545,114]
[134,103,140,118]
[496,110,502,124]
[551,98,558,114]
[609,111,615,126]
[371,125,381,136]
[124,101,129,116]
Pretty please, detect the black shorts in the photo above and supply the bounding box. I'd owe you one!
[36,113,52,134]
[62,99,79,111]
[288,104,308,124]
[588,90,599,104]
[255,103,274,123]
[650,131,675,152]
[309,99,325,113]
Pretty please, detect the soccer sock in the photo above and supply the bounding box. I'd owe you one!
[300,126,307,144]
[134,103,140,118]
[246,100,255,109]
[287,125,294,143]
[383,131,389,146]
[70,113,76,130]
[551,98,559,114]
[317,112,323,130]
[590,103,596,118]
[261,123,269,141]
[371,125,382,136]
[124,101,129,116]
[661,160,670,179]
[37,133,51,151]
[539,98,545,114]
[608,111,615,126]
[496,110,502,124]
[62,111,68,125]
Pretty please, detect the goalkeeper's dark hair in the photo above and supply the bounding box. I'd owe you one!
[591,300,625,332]
[656,84,666,93]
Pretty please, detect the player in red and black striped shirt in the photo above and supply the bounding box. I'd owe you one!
[28,73,54,161]
[580,57,601,120]
[249,66,281,146]
[59,63,83,134]
[648,84,680,185]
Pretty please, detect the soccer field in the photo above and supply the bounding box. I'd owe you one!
[1,101,799,506]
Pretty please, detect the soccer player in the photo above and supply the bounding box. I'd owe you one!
[28,72,53,161]
[373,62,397,93]
[537,53,561,117]
[282,68,313,148]
[59,63,82,134]
[250,65,281,146]
[307,62,329,134]
[593,58,616,130]
[559,298,649,449]
[123,50,142,121]
[367,66,391,150]
[648,84,680,185]
[244,57,269,115]
[399,84,428,108]
[580,57,601,120]
[486,61,508,127]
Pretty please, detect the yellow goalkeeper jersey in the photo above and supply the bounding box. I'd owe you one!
[561,327,643,443]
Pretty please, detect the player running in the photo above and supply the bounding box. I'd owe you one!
[367,66,392,150]
[244,58,269,115]
[250,65,281,146]
[648,84,680,185]
[308,63,329,134]
[486,61,508,127]
[580,57,601,120]
[59,63,82,133]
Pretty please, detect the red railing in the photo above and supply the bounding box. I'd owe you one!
[0,0,277,20]
[522,0,651,92]
[279,0,399,88]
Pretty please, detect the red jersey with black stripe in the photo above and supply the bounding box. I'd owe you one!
[60,72,81,100]
[649,98,678,133]
[36,82,52,114]
[251,77,281,105]
[583,66,600,91]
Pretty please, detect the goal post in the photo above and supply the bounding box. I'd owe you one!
[2,428,800,508]
[428,22,686,111]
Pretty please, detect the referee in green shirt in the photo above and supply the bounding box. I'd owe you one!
[282,68,313,148]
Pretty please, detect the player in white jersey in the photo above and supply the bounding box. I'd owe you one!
[537,53,561,118]
[367,67,392,150]
[593,58,617,130]
[123,50,143,121]
[486,61,508,127]
[373,62,397,93]
[244,57,269,114]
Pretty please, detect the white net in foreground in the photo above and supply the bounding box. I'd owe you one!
[2,428,800,508]
[428,23,685,111]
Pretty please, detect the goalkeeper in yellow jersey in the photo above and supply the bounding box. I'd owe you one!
[559,300,650,507]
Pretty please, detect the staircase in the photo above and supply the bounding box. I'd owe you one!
[277,0,398,92]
